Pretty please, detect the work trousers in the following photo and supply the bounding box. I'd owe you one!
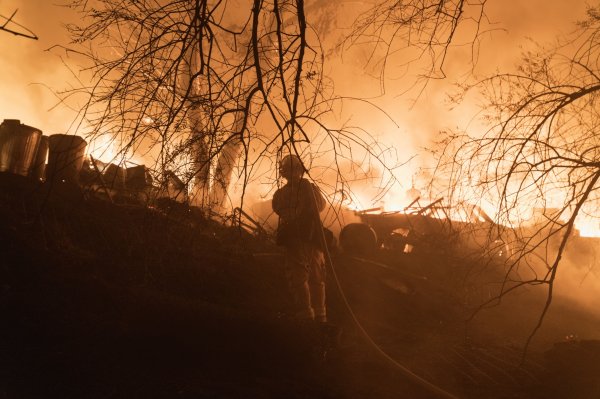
[284,241,326,322]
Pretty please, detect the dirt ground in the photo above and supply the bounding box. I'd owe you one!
[1,172,599,399]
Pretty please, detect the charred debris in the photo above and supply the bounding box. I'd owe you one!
[1,119,599,399]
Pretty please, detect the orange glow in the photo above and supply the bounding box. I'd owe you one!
[576,217,600,238]
[349,183,600,237]
[86,135,117,164]
[84,134,146,167]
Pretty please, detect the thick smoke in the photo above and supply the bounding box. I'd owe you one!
[0,1,78,134]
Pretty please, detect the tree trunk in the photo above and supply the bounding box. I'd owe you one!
[209,115,244,211]
[189,106,212,208]
[181,41,213,209]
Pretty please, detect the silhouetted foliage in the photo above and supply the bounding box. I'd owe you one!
[438,5,600,353]
[342,0,490,93]
[59,0,397,213]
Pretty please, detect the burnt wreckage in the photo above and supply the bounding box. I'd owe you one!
[339,198,513,262]
[0,119,184,206]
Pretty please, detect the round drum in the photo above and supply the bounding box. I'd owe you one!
[0,119,43,177]
[46,134,87,184]
[339,223,378,257]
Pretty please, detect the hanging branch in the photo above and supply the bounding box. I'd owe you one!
[57,0,401,215]
[0,9,38,40]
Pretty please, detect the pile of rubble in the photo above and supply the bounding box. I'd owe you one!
[0,118,186,206]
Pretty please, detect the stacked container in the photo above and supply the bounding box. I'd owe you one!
[0,119,44,178]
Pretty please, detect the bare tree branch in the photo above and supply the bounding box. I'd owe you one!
[57,0,401,215]
[0,8,39,40]
[436,4,600,353]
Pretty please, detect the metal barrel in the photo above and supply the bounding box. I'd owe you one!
[29,135,49,181]
[0,119,43,177]
[125,165,152,190]
[46,134,87,184]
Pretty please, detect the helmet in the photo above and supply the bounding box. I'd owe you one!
[279,154,305,179]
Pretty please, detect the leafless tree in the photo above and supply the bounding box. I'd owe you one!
[438,5,600,354]
[58,0,399,215]
[344,0,600,355]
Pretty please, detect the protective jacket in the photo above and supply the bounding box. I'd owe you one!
[272,178,326,247]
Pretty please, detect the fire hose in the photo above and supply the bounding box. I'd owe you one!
[309,187,460,399]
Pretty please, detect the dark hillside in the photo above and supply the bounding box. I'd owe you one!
[1,172,599,399]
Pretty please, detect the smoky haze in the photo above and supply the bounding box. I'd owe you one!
[1,0,598,336]
[0,0,589,195]
[0,1,78,134]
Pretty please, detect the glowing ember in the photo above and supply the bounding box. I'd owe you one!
[86,135,117,164]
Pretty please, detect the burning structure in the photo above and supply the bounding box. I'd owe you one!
[342,199,511,259]
[0,118,194,209]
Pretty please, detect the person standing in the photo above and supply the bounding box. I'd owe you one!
[272,154,327,322]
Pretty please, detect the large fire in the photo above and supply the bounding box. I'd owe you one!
[86,134,117,164]
[347,186,600,238]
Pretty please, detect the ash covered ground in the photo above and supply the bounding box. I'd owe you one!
[1,172,599,399]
